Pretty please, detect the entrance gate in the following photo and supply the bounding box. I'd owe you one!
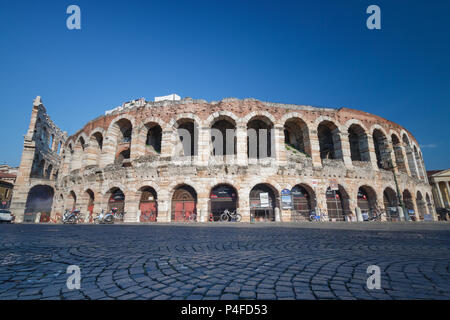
[210,185,237,221]
[171,185,197,222]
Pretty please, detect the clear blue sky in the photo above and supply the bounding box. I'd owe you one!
[0,0,449,169]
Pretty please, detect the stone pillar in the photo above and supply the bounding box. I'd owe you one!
[238,192,250,222]
[274,125,286,166]
[355,207,363,222]
[160,129,174,158]
[274,207,281,222]
[124,191,138,223]
[398,146,412,176]
[236,125,248,166]
[338,132,353,169]
[309,128,322,168]
[366,134,379,171]
[197,127,210,166]
[397,206,405,221]
[131,126,145,160]
[101,137,115,166]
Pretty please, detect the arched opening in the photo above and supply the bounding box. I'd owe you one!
[249,183,279,222]
[139,186,158,222]
[348,124,370,162]
[373,129,389,169]
[402,189,415,220]
[416,191,427,220]
[90,132,103,166]
[357,186,378,220]
[107,188,125,219]
[391,134,407,173]
[145,123,162,155]
[209,184,238,221]
[85,189,95,222]
[112,119,133,165]
[383,187,399,221]
[318,121,342,160]
[32,158,45,178]
[211,118,236,157]
[171,185,197,222]
[116,149,130,166]
[24,185,54,223]
[176,119,198,157]
[284,118,310,156]
[326,185,350,221]
[291,184,316,221]
[247,117,274,159]
[402,134,418,178]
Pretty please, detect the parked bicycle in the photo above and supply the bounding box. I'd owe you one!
[140,210,157,222]
[220,209,242,222]
[309,209,327,222]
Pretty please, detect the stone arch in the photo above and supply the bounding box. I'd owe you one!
[357,185,378,219]
[24,185,55,223]
[291,183,316,221]
[139,118,165,156]
[138,185,158,222]
[171,184,198,222]
[372,128,390,169]
[249,183,280,222]
[247,115,274,159]
[104,187,126,214]
[402,189,415,219]
[391,133,407,173]
[383,187,399,221]
[211,115,237,156]
[283,116,311,156]
[325,184,351,221]
[206,111,239,128]
[209,183,239,221]
[87,130,104,167]
[242,110,276,126]
[425,193,433,217]
[348,123,370,162]
[317,120,342,160]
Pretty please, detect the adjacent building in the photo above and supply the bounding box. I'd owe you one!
[427,169,450,220]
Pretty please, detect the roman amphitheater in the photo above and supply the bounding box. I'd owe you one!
[9,95,436,223]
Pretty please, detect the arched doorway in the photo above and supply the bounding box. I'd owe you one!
[326,186,350,221]
[107,188,125,220]
[426,194,433,220]
[249,184,279,222]
[171,185,197,222]
[139,186,158,222]
[209,184,238,221]
[291,184,315,221]
[403,190,415,221]
[348,124,370,162]
[383,187,399,221]
[85,189,95,222]
[357,186,377,220]
[24,185,54,223]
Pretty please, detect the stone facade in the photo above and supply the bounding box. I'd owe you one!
[10,96,436,223]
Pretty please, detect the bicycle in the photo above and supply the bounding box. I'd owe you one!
[309,209,327,222]
[140,210,157,222]
[220,209,242,222]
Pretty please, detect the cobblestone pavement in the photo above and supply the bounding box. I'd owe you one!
[0,222,450,300]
